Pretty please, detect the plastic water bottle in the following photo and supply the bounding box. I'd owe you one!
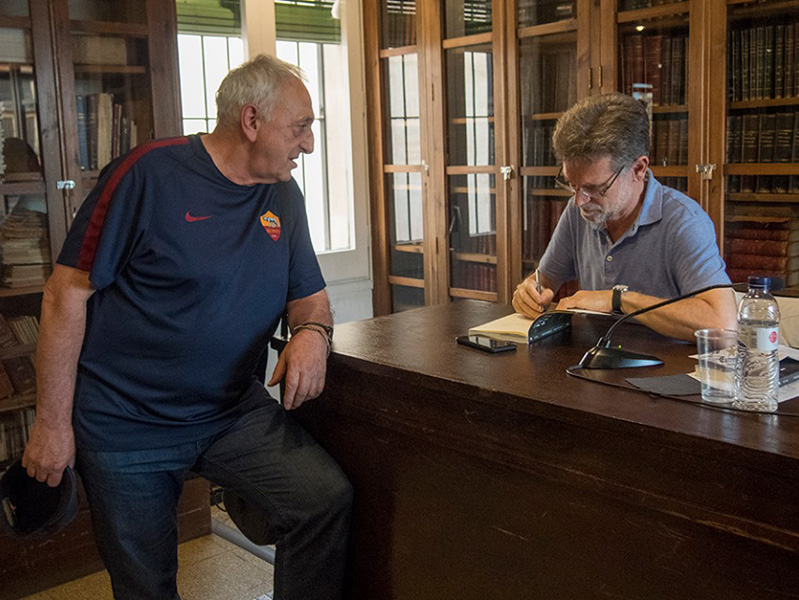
[733,276,780,412]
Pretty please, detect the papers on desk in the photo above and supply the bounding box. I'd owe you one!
[469,309,609,344]
[689,344,799,403]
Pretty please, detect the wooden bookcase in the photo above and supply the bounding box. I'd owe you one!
[367,0,798,315]
[0,2,207,598]
[0,0,181,470]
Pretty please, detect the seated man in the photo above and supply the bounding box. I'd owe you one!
[513,93,737,341]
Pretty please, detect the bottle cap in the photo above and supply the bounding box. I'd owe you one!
[747,275,770,289]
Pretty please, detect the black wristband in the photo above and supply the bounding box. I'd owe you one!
[612,285,628,315]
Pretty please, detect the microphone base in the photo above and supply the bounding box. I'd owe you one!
[578,345,664,369]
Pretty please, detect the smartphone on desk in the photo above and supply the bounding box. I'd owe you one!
[456,334,517,354]
[779,357,799,386]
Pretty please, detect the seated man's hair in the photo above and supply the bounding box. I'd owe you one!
[215,54,307,129]
[553,92,650,170]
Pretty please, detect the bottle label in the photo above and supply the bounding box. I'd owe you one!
[738,326,779,352]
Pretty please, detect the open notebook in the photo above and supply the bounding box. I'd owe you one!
[469,309,608,344]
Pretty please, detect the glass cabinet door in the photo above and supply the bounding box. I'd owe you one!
[380,0,426,311]
[723,1,799,292]
[444,0,498,300]
[0,5,52,294]
[516,0,578,288]
[616,0,692,195]
[66,0,153,218]
[0,1,48,467]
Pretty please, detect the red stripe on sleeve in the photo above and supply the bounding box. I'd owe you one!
[76,137,190,271]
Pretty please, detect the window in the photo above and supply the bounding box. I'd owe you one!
[275,0,352,253]
[177,34,244,135]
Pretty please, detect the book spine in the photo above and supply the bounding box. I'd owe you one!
[725,238,796,257]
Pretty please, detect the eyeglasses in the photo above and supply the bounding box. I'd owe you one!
[554,163,626,201]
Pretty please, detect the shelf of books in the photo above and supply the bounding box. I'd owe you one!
[71,32,150,178]
[724,1,799,291]
[0,19,53,294]
[380,0,426,312]
[518,1,577,292]
[0,312,39,469]
[618,0,690,194]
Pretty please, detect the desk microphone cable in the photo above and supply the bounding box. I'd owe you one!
[565,363,799,417]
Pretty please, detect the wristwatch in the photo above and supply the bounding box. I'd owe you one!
[612,284,629,316]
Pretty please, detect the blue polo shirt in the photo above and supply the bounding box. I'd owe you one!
[539,172,730,297]
[58,135,326,451]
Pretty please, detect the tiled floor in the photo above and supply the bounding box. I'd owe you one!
[18,510,274,600]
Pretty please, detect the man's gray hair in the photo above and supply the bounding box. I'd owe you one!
[215,54,306,128]
[552,92,650,170]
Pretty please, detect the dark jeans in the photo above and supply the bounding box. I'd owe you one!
[77,387,352,600]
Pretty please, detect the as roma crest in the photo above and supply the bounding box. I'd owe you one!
[260,210,281,241]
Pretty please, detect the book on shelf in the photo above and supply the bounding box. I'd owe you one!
[0,208,51,288]
[726,238,799,258]
[0,408,35,465]
[2,356,35,396]
[76,93,138,171]
[729,21,799,102]
[726,217,799,287]
[0,101,5,183]
[619,32,686,107]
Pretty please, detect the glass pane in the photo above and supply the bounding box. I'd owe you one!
[517,0,575,28]
[0,26,51,291]
[178,35,207,120]
[519,36,576,118]
[381,0,416,48]
[446,45,494,166]
[521,176,569,279]
[391,284,424,311]
[618,0,682,11]
[0,1,29,18]
[72,33,152,172]
[68,0,146,23]
[385,54,420,165]
[322,43,352,251]
[389,172,424,276]
[724,5,799,291]
[650,115,688,167]
[445,0,492,38]
[618,26,688,107]
[448,173,496,292]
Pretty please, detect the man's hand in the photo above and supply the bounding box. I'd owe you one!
[267,328,328,410]
[556,289,613,314]
[512,275,555,318]
[22,418,75,487]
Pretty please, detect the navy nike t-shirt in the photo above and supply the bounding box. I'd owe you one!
[58,135,325,451]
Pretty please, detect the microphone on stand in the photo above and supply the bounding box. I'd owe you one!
[576,278,784,370]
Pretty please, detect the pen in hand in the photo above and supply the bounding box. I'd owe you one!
[535,269,542,296]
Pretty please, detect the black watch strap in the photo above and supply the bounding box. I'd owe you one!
[612,285,628,315]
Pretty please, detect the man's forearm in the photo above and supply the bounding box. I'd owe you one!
[35,267,94,425]
[286,289,332,331]
[622,288,738,341]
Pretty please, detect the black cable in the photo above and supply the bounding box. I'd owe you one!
[565,364,799,416]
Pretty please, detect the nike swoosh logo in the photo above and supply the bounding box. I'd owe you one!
[185,212,212,222]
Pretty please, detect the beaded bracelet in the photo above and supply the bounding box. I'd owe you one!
[297,321,334,342]
[292,324,332,357]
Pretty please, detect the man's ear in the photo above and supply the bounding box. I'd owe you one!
[241,104,260,142]
[632,154,650,181]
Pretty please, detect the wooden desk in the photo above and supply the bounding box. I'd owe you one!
[292,300,799,600]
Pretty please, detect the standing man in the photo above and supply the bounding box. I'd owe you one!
[21,55,352,600]
[513,93,737,340]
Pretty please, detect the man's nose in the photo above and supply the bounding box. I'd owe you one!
[300,128,314,154]
[573,189,591,206]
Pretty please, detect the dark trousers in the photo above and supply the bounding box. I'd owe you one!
[77,386,352,600]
